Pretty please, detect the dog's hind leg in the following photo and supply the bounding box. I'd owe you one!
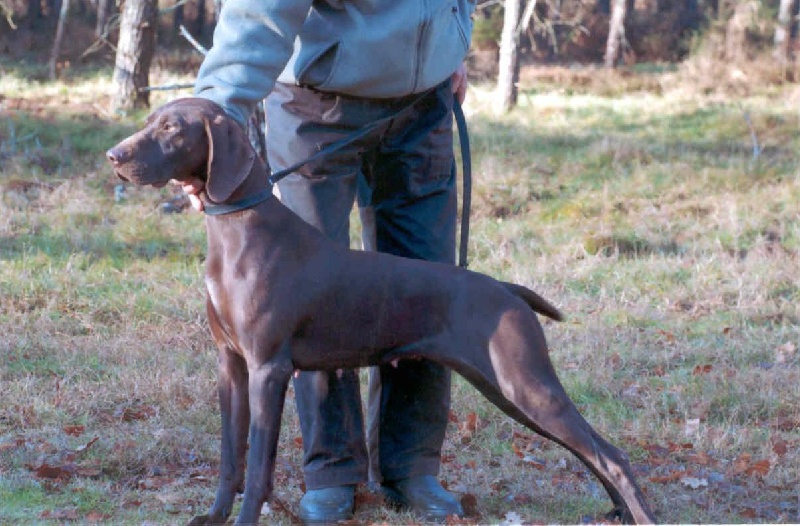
[446,310,655,524]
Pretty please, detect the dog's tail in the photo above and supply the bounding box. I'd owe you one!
[502,282,564,322]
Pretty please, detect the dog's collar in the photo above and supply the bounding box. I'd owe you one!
[202,188,274,216]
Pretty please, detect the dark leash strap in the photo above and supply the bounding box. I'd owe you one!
[453,99,471,268]
[204,94,473,268]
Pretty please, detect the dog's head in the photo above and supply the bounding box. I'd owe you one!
[106,97,255,203]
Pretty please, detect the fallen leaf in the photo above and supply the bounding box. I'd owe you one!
[731,453,770,478]
[63,425,85,437]
[776,342,796,363]
[30,462,76,481]
[460,493,479,517]
[771,436,788,456]
[769,417,800,432]
[521,454,546,470]
[649,470,684,484]
[607,353,622,369]
[621,382,642,398]
[732,453,752,475]
[462,412,478,433]
[0,437,25,453]
[657,329,676,343]
[39,508,78,520]
[137,476,174,490]
[85,511,109,521]
[692,364,713,375]
[746,459,770,478]
[685,451,717,466]
[75,436,99,454]
[189,473,213,484]
[459,412,479,444]
[117,404,156,422]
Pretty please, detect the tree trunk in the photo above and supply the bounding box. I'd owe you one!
[172,1,184,34]
[725,1,755,63]
[774,0,794,64]
[195,0,206,38]
[27,0,43,24]
[96,0,110,37]
[796,0,800,49]
[604,0,627,68]
[495,0,522,114]
[112,0,158,113]
[48,0,69,80]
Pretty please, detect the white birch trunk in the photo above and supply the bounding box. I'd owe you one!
[495,0,522,114]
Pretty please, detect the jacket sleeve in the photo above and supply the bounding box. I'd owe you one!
[194,0,313,126]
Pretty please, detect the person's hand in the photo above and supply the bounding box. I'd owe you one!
[175,177,205,212]
[450,63,468,105]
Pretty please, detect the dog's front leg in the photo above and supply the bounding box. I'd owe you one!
[190,313,250,525]
[234,345,294,525]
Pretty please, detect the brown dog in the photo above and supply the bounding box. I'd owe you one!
[106,98,655,525]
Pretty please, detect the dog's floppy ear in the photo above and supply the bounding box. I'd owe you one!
[204,112,256,203]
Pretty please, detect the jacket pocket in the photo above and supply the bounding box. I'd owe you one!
[295,40,341,87]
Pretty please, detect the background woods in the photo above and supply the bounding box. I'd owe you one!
[1,0,800,109]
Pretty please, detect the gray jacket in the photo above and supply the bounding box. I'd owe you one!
[194,0,475,125]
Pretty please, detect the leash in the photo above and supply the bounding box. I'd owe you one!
[204,95,472,268]
[453,100,471,268]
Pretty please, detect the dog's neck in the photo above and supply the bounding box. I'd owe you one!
[202,156,276,216]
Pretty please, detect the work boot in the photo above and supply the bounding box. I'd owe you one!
[298,485,355,524]
[381,475,463,522]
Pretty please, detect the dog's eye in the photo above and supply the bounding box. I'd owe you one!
[161,121,176,132]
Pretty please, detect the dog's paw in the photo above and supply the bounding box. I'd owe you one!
[187,513,227,526]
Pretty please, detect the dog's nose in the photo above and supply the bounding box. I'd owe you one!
[106,149,118,165]
[106,148,124,165]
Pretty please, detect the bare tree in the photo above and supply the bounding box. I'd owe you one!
[495,0,522,114]
[773,0,796,64]
[725,1,757,63]
[112,0,158,113]
[48,0,70,79]
[604,0,629,68]
[96,0,111,38]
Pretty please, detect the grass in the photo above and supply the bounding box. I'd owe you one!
[1,59,799,524]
